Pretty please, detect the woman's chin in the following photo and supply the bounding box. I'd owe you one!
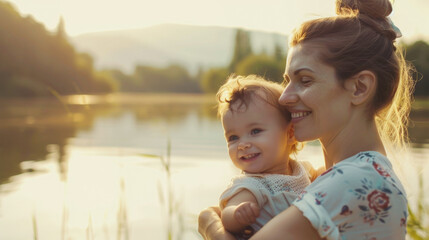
[295,133,317,143]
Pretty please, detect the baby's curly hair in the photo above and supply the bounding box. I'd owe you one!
[216,74,302,155]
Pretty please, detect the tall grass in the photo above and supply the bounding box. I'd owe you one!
[32,210,38,240]
[117,177,129,240]
[86,214,94,240]
[140,139,188,240]
[407,174,429,239]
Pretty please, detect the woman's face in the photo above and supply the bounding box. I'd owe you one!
[279,43,353,144]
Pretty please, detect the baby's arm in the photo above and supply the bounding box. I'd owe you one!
[221,189,260,233]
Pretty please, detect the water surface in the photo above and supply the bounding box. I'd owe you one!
[0,94,428,239]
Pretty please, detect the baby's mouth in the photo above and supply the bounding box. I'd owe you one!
[240,153,260,160]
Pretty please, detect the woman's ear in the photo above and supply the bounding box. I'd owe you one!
[344,70,377,106]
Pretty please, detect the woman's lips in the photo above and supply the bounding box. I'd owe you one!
[291,111,311,123]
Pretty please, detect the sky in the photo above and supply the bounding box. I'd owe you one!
[6,0,429,42]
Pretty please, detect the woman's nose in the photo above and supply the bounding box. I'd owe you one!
[278,84,299,106]
[238,141,251,150]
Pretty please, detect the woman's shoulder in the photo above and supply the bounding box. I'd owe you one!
[344,151,392,167]
[306,151,406,196]
[318,151,392,179]
[337,151,391,167]
[293,151,408,239]
[293,152,407,239]
[303,151,399,193]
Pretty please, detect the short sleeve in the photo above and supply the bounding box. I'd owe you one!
[219,176,266,209]
[292,152,408,240]
[292,172,344,240]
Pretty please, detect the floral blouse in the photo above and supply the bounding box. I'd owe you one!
[293,151,408,240]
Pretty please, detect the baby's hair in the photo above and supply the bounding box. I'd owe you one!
[217,74,301,155]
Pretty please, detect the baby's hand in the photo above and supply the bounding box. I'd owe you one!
[233,202,260,226]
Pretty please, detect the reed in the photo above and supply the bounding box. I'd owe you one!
[407,174,429,239]
[86,214,94,240]
[140,139,187,240]
[32,211,38,240]
[117,177,129,240]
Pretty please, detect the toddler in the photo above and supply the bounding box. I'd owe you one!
[216,75,313,238]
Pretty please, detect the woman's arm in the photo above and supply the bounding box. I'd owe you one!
[199,205,322,240]
[250,205,323,240]
[198,206,236,240]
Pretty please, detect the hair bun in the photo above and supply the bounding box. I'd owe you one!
[336,0,392,19]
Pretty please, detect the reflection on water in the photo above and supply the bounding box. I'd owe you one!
[0,94,428,239]
[0,94,219,185]
[0,126,70,183]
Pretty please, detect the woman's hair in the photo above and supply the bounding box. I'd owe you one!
[217,74,301,155]
[289,0,415,149]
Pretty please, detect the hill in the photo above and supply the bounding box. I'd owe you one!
[70,24,288,74]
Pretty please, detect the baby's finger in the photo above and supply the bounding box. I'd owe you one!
[243,204,257,223]
[236,210,248,225]
[250,203,260,217]
[235,211,243,223]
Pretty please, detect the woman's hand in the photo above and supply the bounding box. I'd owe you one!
[198,206,236,240]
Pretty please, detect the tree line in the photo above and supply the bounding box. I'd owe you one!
[110,33,429,97]
[0,1,116,97]
[1,0,428,97]
[108,29,286,94]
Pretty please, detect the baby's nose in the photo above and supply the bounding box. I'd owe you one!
[238,141,251,150]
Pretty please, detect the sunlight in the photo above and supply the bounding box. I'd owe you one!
[7,0,428,41]
[64,94,113,105]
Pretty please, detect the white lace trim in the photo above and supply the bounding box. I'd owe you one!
[230,160,310,195]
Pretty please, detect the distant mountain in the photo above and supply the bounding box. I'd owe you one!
[70,24,288,74]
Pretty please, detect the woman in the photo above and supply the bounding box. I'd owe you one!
[198,0,414,239]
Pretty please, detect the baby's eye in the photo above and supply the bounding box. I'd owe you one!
[228,135,238,142]
[251,128,262,135]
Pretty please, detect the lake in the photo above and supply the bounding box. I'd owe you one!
[0,93,428,240]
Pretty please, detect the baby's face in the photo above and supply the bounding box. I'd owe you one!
[222,96,292,174]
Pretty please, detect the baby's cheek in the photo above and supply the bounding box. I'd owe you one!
[227,145,236,155]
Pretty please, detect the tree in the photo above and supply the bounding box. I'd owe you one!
[56,16,67,39]
[273,42,285,62]
[229,29,253,72]
[108,69,136,92]
[201,67,229,93]
[129,64,199,93]
[235,55,284,83]
[405,40,429,97]
[0,1,116,97]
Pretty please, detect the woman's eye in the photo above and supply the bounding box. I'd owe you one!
[301,76,312,85]
[228,135,238,142]
[251,129,262,135]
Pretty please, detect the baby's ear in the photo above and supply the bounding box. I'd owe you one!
[345,70,377,106]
